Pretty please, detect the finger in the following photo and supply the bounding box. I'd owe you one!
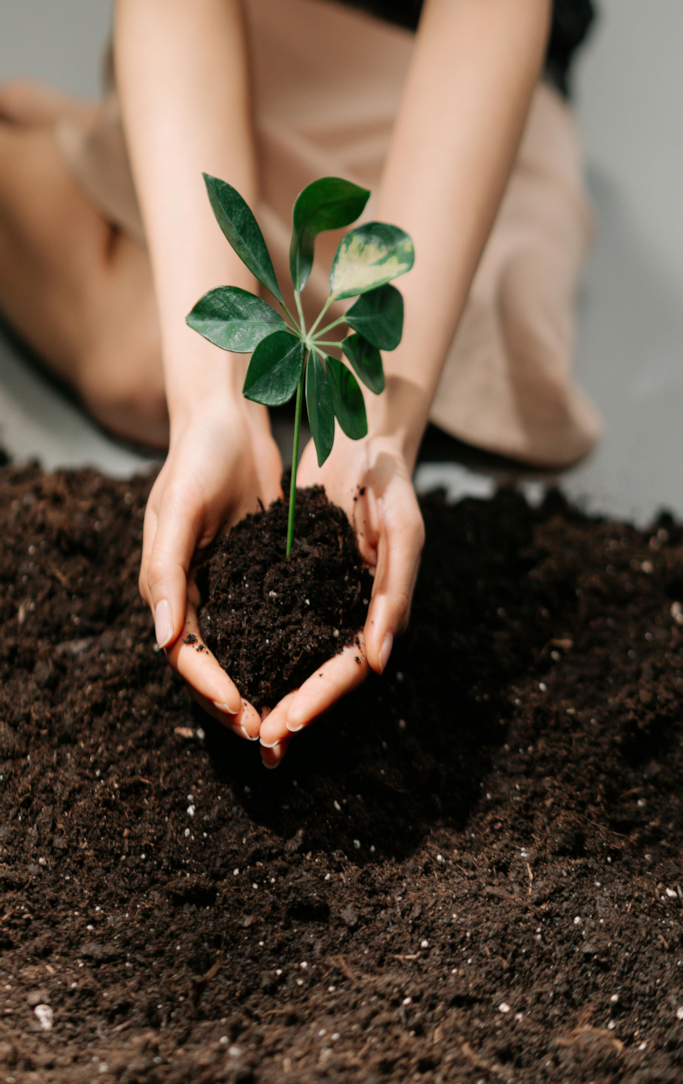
[259,691,299,748]
[260,737,291,770]
[139,496,160,609]
[365,506,425,674]
[166,601,244,718]
[145,484,202,649]
[285,640,370,734]
[188,688,260,741]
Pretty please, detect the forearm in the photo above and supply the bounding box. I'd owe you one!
[370,0,551,466]
[114,0,257,424]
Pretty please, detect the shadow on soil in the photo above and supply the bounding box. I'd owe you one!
[199,488,581,864]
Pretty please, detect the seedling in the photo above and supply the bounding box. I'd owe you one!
[187,175,414,555]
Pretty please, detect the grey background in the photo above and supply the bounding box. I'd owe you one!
[0,0,681,523]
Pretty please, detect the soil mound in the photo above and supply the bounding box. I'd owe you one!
[197,484,373,708]
[0,462,682,1083]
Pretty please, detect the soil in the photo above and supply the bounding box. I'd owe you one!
[197,485,374,709]
[1,462,683,1083]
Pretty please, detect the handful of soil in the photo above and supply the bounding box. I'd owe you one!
[197,484,374,708]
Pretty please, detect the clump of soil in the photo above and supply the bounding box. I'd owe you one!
[1,461,683,1083]
[197,485,373,708]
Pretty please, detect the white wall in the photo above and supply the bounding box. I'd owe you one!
[566,0,683,521]
[0,0,111,97]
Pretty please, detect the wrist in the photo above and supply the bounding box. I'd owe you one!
[163,324,248,427]
[365,375,431,472]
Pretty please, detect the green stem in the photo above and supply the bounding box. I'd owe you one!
[313,340,345,349]
[280,299,301,333]
[307,294,334,339]
[286,351,307,557]
[294,289,307,337]
[314,314,347,338]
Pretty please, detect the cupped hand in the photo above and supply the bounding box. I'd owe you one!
[139,396,282,738]
[259,430,425,766]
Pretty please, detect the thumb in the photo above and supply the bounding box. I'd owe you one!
[143,490,201,648]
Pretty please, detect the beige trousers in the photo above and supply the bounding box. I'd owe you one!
[56,0,601,469]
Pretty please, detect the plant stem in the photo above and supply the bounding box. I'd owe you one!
[314,314,347,338]
[313,340,345,349]
[286,351,307,557]
[294,289,307,337]
[280,299,301,332]
[307,294,334,339]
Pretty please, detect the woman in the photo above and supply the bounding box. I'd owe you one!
[0,0,598,766]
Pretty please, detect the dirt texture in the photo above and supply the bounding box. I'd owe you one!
[1,462,683,1083]
[197,485,373,709]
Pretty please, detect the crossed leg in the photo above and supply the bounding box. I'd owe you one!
[0,80,168,449]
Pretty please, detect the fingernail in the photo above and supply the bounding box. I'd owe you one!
[154,599,174,649]
[286,720,304,733]
[262,756,280,770]
[378,632,393,674]
[259,737,280,749]
[227,724,258,741]
[212,700,239,717]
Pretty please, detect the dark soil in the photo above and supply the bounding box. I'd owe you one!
[197,485,373,709]
[1,462,683,1083]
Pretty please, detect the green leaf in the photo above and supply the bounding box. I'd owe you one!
[325,356,367,440]
[243,331,304,407]
[289,177,370,292]
[330,221,414,300]
[342,333,385,395]
[346,283,404,350]
[306,352,335,466]
[186,286,287,352]
[203,173,282,303]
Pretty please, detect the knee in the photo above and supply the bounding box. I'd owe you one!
[0,80,45,124]
[80,343,169,450]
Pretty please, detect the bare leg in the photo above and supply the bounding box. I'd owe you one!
[0,82,168,448]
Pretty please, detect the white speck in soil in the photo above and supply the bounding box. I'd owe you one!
[228,1045,242,1057]
[333,628,339,638]
[334,801,341,811]
[421,940,429,949]
[574,916,581,925]
[332,1032,340,1040]
[184,829,190,838]
[538,682,547,692]
[677,1007,683,1020]
[398,719,407,730]
[328,986,336,993]
[403,997,412,1006]
[34,1004,53,1031]
[233,869,239,876]
[437,854,444,863]
[187,805,195,817]
[353,839,361,849]
[300,962,308,969]
[196,727,205,740]
[499,1003,511,1013]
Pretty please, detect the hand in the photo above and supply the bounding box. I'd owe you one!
[139,396,282,738]
[258,430,425,766]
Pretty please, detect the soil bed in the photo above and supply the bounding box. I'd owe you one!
[1,462,683,1083]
